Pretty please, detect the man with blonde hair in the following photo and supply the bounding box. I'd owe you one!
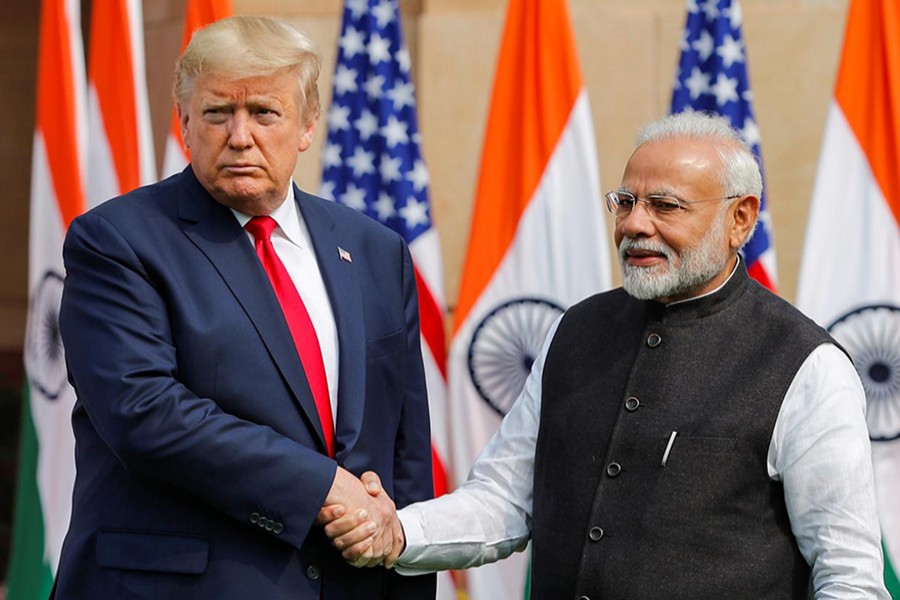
[54,16,434,599]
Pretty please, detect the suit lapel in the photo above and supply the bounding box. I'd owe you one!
[295,186,366,460]
[176,171,330,453]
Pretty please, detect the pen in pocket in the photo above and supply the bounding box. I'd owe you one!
[661,431,677,467]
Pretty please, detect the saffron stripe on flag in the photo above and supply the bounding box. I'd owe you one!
[447,1,611,598]
[452,0,583,333]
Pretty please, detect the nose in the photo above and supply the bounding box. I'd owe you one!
[616,200,656,239]
[228,111,254,149]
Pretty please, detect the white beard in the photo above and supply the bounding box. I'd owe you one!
[619,211,729,302]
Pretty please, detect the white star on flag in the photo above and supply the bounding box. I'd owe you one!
[333,64,358,95]
[364,74,385,99]
[368,33,391,63]
[346,146,375,177]
[711,72,739,105]
[684,67,711,99]
[339,26,365,58]
[387,81,415,110]
[716,34,744,68]
[693,29,715,61]
[327,105,351,131]
[354,110,379,140]
[382,115,409,147]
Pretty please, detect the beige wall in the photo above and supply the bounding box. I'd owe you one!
[0,0,850,349]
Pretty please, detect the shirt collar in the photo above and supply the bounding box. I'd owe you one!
[231,182,306,248]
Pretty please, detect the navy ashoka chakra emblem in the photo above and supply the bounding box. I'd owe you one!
[827,304,900,442]
[467,298,564,416]
[24,270,67,400]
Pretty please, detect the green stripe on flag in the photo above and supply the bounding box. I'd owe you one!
[885,541,900,599]
[522,542,531,600]
[6,385,55,600]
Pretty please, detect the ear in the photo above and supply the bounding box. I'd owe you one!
[729,194,760,250]
[177,103,190,149]
[298,115,319,153]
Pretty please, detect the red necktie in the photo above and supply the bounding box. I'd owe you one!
[245,216,334,457]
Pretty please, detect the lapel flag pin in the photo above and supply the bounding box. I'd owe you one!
[338,246,352,263]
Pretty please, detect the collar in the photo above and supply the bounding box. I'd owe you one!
[231,182,306,248]
[643,256,748,323]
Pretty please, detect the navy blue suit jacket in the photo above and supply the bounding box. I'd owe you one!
[55,168,435,599]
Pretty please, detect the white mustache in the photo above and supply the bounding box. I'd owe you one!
[618,238,674,263]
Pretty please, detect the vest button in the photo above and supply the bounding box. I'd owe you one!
[306,564,321,580]
[624,396,640,411]
[588,526,604,541]
[647,333,662,347]
[606,462,622,477]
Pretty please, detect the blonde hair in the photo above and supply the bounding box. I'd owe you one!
[173,16,321,124]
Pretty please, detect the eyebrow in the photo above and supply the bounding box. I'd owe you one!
[619,187,683,198]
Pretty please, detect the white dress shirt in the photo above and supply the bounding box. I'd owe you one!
[397,272,889,598]
[232,186,339,421]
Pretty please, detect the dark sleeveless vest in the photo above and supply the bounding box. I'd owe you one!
[531,265,834,600]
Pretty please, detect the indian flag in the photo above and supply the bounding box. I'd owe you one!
[160,0,233,180]
[7,1,87,598]
[86,0,155,208]
[447,0,612,597]
[796,0,900,594]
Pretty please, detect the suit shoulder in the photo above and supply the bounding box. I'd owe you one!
[77,176,179,226]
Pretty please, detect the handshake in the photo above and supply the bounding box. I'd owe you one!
[317,467,405,569]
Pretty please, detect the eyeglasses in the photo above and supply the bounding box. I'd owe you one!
[605,190,740,221]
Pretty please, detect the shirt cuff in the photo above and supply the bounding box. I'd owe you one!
[394,508,434,576]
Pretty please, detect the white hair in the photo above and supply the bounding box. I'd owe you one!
[635,111,763,199]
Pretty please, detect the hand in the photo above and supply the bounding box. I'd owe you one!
[317,469,403,568]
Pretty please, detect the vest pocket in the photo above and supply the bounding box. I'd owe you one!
[96,530,208,574]
[674,436,737,454]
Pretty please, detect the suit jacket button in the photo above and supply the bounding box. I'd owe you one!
[264,518,274,531]
[307,565,321,580]
[273,522,284,535]
[588,527,604,542]
[624,397,640,411]
[606,462,622,477]
[250,512,260,524]
[647,333,662,347]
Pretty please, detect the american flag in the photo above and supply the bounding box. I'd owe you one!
[671,0,778,291]
[320,2,456,595]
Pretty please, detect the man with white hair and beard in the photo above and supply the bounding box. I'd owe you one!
[319,112,890,598]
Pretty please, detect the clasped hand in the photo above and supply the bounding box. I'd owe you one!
[316,468,404,569]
